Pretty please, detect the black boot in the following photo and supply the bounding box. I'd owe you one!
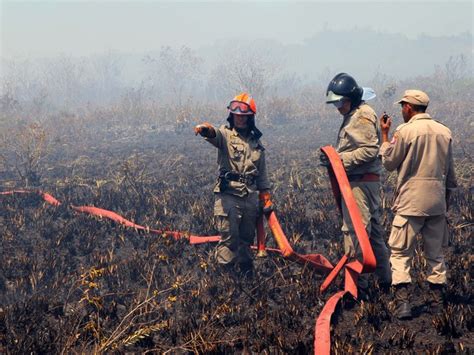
[218,262,237,277]
[394,283,412,320]
[379,282,391,295]
[428,282,445,313]
[358,285,370,302]
[238,262,254,279]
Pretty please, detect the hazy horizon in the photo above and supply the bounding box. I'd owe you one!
[2,1,473,59]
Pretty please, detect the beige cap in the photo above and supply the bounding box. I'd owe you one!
[395,89,430,106]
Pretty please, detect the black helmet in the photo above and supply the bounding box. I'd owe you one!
[326,73,363,105]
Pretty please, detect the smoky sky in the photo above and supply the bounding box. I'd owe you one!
[1,1,473,58]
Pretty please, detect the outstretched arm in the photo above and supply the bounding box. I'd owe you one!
[194,122,216,138]
[194,123,224,149]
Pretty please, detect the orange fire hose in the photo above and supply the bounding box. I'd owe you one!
[313,146,376,355]
[264,210,334,272]
[256,215,267,256]
[0,190,334,273]
[0,190,220,241]
[1,145,375,353]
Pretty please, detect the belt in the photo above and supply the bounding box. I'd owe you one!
[220,171,255,185]
[347,173,380,182]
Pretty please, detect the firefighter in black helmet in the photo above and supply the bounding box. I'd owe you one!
[326,72,364,109]
[321,73,392,298]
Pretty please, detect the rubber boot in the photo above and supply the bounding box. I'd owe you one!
[238,262,254,279]
[358,285,370,302]
[394,283,412,320]
[218,262,236,277]
[428,282,445,313]
[379,282,391,295]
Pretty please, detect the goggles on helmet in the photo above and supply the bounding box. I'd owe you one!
[228,101,254,115]
[325,90,345,104]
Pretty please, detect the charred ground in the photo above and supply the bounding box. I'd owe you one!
[0,85,473,353]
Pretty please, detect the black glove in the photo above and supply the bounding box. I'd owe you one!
[194,122,216,138]
[319,152,330,167]
[259,191,274,214]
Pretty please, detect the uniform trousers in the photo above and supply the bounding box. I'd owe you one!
[341,181,392,288]
[214,192,258,266]
[388,214,448,285]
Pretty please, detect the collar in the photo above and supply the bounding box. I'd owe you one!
[343,102,366,120]
[231,127,252,140]
[408,113,431,123]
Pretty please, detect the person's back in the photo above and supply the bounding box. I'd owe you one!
[383,113,455,216]
[379,89,457,320]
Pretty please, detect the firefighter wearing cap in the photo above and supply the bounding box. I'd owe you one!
[379,89,457,319]
[323,73,392,297]
[194,93,272,277]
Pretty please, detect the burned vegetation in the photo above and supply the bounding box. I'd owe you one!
[0,76,473,353]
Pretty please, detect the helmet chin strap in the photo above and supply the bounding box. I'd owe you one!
[227,114,262,139]
[236,127,250,136]
[349,90,363,111]
[350,98,362,111]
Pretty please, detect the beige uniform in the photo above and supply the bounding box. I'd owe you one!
[380,113,457,285]
[336,103,391,288]
[205,125,270,266]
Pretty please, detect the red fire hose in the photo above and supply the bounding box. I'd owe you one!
[313,146,376,355]
[0,146,375,354]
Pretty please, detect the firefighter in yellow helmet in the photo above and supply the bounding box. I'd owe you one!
[194,93,272,277]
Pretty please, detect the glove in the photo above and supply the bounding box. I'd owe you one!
[259,191,274,214]
[319,152,330,167]
[194,122,216,138]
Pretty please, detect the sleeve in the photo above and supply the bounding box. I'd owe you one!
[339,115,380,171]
[379,129,407,171]
[256,149,271,191]
[204,125,225,149]
[446,139,457,192]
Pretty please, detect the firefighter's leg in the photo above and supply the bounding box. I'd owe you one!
[423,215,448,313]
[389,215,424,285]
[214,195,242,266]
[237,194,258,274]
[341,182,372,290]
[422,214,448,285]
[370,216,392,287]
[365,182,392,286]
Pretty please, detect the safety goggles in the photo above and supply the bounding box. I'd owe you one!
[228,101,253,114]
[326,90,344,104]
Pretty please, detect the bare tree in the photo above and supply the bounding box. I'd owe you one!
[0,122,50,187]
[142,46,204,131]
[40,55,89,108]
[208,43,280,102]
[144,46,203,106]
[1,57,49,120]
[443,54,469,87]
[91,51,124,104]
[0,81,20,123]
